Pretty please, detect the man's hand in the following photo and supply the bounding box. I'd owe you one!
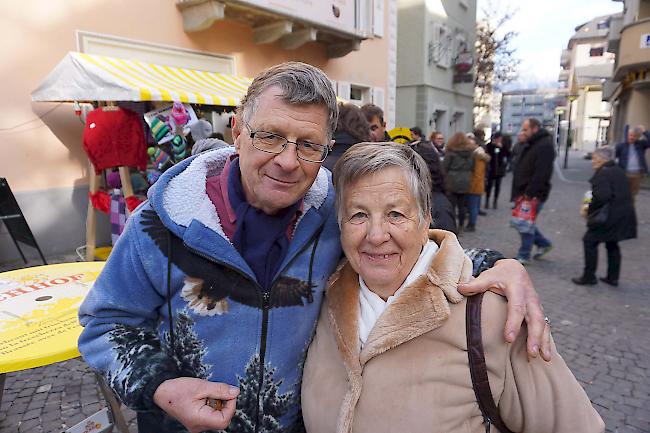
[458,258,552,361]
[153,377,239,433]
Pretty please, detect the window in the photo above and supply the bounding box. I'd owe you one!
[431,22,453,68]
[590,46,604,57]
[349,84,371,105]
[597,20,609,30]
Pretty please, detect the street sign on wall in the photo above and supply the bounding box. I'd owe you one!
[641,33,650,48]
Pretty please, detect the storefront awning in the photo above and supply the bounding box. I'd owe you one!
[31,52,252,106]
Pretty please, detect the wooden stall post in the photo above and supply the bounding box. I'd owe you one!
[85,163,101,262]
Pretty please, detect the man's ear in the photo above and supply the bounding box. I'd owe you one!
[232,115,243,151]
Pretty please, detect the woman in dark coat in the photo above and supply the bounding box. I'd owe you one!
[442,132,476,232]
[323,103,371,171]
[485,132,512,209]
[572,146,637,286]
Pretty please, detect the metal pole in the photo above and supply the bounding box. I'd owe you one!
[564,97,573,169]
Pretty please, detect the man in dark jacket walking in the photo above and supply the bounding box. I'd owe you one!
[511,118,556,264]
[615,125,650,201]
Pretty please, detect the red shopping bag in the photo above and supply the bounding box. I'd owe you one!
[510,196,538,233]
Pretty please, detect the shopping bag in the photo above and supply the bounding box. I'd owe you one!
[510,196,538,234]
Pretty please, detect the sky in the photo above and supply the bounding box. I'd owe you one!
[477,0,624,90]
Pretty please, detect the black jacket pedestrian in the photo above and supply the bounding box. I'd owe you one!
[324,131,358,171]
[409,141,456,233]
[486,141,511,179]
[511,128,556,201]
[584,161,637,243]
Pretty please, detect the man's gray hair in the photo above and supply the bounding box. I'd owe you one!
[593,146,614,161]
[332,142,432,227]
[631,126,644,138]
[238,62,339,140]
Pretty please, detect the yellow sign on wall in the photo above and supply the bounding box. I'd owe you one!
[0,262,105,373]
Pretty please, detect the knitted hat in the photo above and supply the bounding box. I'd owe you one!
[150,117,170,142]
[190,119,213,141]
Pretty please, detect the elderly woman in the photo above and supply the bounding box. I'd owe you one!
[302,142,604,433]
[572,146,637,286]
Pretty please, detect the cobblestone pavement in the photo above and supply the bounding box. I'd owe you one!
[461,154,650,433]
[0,153,648,432]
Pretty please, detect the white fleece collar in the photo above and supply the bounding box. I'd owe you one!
[162,147,330,237]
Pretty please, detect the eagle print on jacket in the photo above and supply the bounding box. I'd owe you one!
[141,209,316,315]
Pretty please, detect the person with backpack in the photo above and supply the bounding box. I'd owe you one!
[443,132,476,233]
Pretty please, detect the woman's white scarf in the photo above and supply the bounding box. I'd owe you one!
[358,240,439,347]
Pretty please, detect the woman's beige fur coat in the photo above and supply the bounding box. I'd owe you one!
[301,230,604,433]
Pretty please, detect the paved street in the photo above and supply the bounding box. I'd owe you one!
[0,152,648,432]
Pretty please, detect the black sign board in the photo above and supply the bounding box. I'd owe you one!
[0,178,47,264]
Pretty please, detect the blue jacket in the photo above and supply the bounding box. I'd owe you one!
[615,132,650,174]
[78,147,342,432]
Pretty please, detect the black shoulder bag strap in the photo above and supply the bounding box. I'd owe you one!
[466,293,514,433]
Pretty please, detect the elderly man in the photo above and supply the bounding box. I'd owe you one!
[615,125,650,200]
[79,63,550,433]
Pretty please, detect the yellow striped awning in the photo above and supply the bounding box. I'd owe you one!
[31,52,252,106]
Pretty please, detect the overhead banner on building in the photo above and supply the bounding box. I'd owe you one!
[239,0,358,36]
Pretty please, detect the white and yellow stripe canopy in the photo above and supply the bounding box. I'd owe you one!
[32,52,252,106]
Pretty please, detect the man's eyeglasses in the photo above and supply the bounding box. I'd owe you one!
[245,122,330,163]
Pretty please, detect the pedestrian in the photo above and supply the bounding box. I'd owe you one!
[78,62,551,433]
[485,131,511,209]
[361,103,391,142]
[430,130,446,156]
[466,134,490,232]
[614,125,650,201]
[442,132,476,233]
[323,102,371,171]
[302,142,604,433]
[511,118,555,264]
[410,126,434,150]
[572,146,637,286]
[509,130,527,174]
[408,129,454,232]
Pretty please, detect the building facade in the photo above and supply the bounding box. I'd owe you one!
[395,0,476,138]
[603,0,650,145]
[558,13,619,151]
[500,89,566,137]
[0,0,395,263]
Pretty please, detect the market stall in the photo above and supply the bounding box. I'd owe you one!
[31,52,252,260]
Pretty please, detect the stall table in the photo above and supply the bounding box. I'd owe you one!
[0,262,129,432]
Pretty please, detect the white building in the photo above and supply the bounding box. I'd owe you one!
[396,0,476,137]
[558,13,619,151]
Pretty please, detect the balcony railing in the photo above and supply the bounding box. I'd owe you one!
[176,0,368,58]
[613,18,650,80]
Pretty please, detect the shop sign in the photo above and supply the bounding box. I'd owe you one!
[455,51,474,73]
[641,33,650,48]
[239,0,357,37]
